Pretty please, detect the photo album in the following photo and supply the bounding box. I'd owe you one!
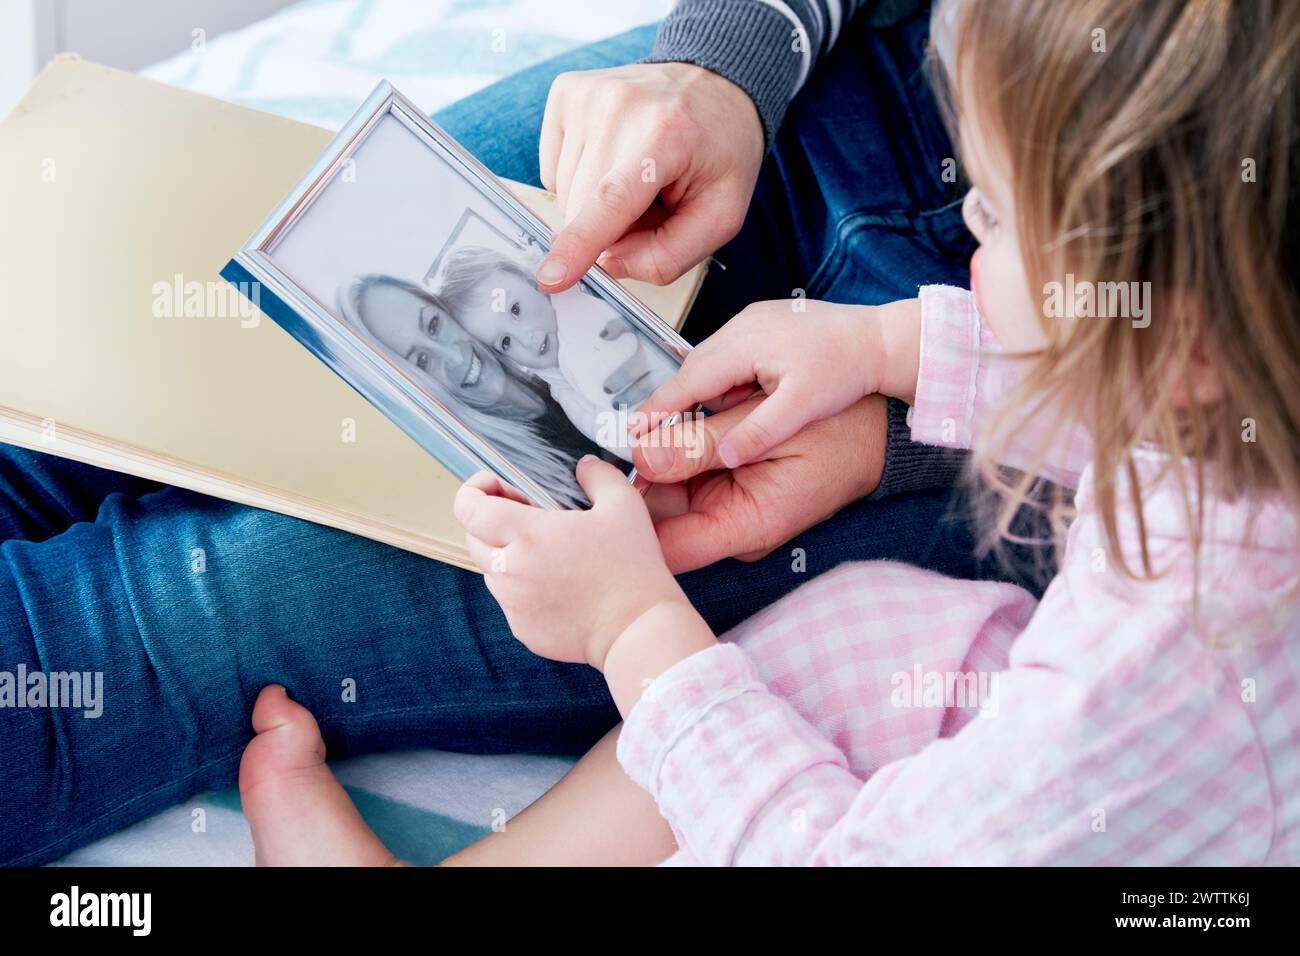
[1,59,705,569]
[223,82,693,509]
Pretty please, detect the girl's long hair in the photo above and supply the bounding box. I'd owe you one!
[935,0,1300,582]
[340,274,588,508]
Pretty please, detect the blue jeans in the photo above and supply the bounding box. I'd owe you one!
[0,12,981,865]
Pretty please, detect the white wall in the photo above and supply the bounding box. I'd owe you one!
[1,0,294,118]
[0,0,42,118]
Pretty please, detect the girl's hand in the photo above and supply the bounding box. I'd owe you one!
[453,458,687,670]
[636,298,922,468]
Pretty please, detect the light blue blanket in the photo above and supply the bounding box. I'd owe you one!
[143,0,669,128]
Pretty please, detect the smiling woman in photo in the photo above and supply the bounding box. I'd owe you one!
[438,245,680,461]
[339,274,599,507]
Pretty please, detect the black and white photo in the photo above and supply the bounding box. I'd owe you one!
[225,83,690,509]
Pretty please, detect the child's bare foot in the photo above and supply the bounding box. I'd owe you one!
[239,685,402,866]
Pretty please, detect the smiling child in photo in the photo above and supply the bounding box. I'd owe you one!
[437,245,679,461]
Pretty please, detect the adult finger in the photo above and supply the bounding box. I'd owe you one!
[599,190,745,286]
[642,480,690,523]
[538,78,567,193]
[632,396,761,482]
[654,506,755,575]
[536,160,667,293]
[562,145,610,225]
[553,135,585,215]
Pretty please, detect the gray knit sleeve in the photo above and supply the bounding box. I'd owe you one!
[642,0,924,146]
[867,396,968,499]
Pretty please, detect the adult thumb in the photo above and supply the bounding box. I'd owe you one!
[631,397,763,483]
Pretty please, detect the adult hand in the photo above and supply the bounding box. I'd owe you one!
[636,394,890,574]
[535,62,765,292]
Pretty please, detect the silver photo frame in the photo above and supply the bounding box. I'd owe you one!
[223,81,693,510]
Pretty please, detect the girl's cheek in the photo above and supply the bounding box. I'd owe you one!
[969,247,986,314]
[969,247,1025,347]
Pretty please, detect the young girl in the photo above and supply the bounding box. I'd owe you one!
[237,0,1300,865]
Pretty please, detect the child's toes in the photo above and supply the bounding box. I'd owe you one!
[251,683,319,740]
[240,685,325,791]
[238,685,398,867]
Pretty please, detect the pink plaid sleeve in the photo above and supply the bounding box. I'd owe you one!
[617,608,1273,865]
[908,284,1091,489]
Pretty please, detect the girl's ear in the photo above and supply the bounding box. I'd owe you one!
[1168,296,1223,408]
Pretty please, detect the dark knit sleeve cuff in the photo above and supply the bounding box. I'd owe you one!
[641,0,804,147]
[868,397,968,500]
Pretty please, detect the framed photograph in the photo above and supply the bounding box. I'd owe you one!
[222,82,692,510]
